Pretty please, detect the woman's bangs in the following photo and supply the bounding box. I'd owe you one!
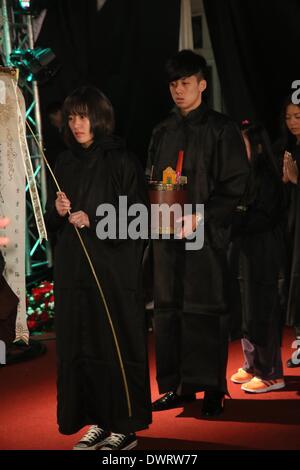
[65,96,88,117]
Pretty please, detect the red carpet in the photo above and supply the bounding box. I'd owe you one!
[0,328,299,450]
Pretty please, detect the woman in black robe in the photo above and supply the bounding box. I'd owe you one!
[229,122,286,392]
[279,97,300,367]
[44,86,151,450]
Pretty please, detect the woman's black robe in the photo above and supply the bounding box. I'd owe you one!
[229,161,286,345]
[44,137,152,435]
[285,145,300,327]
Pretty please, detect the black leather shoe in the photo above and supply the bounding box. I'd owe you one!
[201,391,225,418]
[152,391,196,411]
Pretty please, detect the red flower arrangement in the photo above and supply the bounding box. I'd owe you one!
[26,281,55,333]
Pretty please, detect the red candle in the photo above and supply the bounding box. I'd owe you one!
[176,150,184,182]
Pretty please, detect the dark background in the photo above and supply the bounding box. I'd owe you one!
[36,0,181,167]
[34,0,300,167]
[204,0,300,138]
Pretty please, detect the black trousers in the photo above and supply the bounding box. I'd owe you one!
[153,240,230,395]
[153,308,229,395]
[242,320,283,380]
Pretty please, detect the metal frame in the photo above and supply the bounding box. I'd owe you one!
[0,0,51,275]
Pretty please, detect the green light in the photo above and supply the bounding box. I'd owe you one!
[19,0,30,10]
[19,0,31,10]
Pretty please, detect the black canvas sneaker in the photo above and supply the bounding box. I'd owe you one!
[73,425,110,450]
[98,432,137,450]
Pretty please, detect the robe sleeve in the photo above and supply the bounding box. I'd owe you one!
[146,124,165,181]
[232,173,283,236]
[205,122,249,228]
[89,151,149,238]
[122,152,149,208]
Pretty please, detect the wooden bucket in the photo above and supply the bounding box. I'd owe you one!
[148,182,188,235]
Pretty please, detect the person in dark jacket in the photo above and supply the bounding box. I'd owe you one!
[44,86,151,450]
[147,50,249,417]
[229,122,286,392]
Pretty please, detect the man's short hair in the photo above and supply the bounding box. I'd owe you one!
[165,49,207,83]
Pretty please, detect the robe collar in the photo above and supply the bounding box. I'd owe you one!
[70,135,125,160]
[173,101,209,124]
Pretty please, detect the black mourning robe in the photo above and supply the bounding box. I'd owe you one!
[44,137,152,435]
[285,145,300,327]
[147,103,249,394]
[228,159,286,346]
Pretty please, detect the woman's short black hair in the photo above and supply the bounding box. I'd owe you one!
[241,120,279,177]
[165,49,207,83]
[63,86,115,147]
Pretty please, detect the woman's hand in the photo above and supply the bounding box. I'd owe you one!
[55,192,71,216]
[284,152,299,184]
[282,151,290,183]
[68,211,90,229]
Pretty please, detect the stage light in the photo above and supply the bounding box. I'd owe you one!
[14,0,49,15]
[19,0,30,9]
[10,48,60,83]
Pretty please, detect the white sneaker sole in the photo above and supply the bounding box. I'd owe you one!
[73,445,97,450]
[241,382,285,393]
[73,439,108,450]
[99,439,138,451]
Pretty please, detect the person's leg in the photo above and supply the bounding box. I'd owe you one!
[153,239,184,391]
[236,278,285,391]
[242,335,283,379]
[241,322,285,393]
[230,338,255,384]
[180,310,228,417]
[241,338,255,373]
[152,308,196,411]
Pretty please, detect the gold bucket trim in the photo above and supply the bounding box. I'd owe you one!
[149,182,186,191]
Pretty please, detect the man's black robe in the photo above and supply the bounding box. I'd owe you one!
[147,103,249,394]
[44,137,152,435]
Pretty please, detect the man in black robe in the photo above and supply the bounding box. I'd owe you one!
[148,50,249,416]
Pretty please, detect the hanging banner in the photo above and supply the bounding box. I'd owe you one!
[0,67,47,343]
